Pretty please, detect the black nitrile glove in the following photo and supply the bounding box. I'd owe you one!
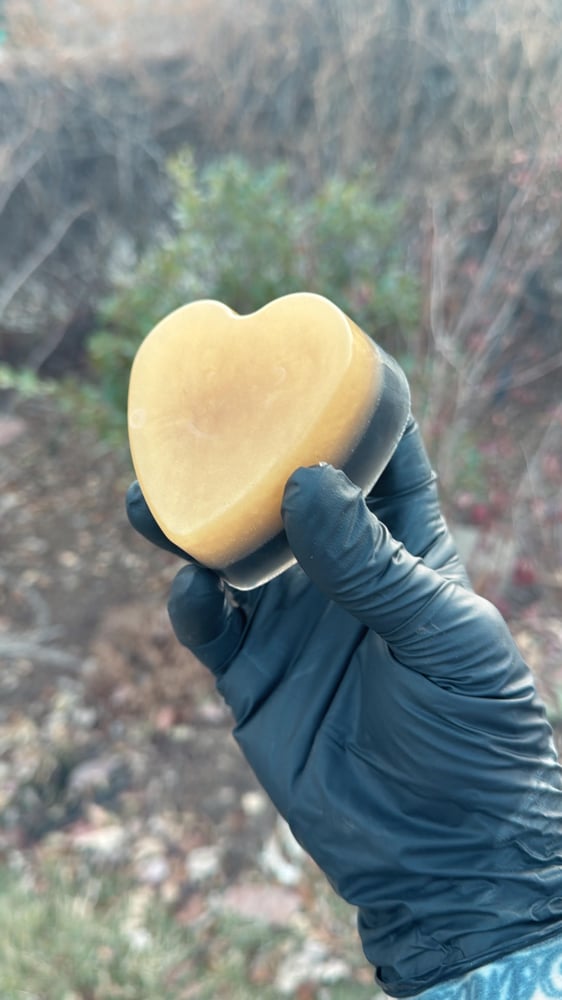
[126,418,562,998]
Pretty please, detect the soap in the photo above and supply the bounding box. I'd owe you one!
[127,292,410,588]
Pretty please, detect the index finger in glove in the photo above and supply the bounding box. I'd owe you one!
[283,464,511,692]
[167,564,246,674]
[367,418,470,588]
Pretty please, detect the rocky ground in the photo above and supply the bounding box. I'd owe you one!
[0,395,561,998]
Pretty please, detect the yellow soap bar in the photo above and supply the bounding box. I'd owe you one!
[128,292,409,587]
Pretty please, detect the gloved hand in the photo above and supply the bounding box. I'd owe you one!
[127,417,562,998]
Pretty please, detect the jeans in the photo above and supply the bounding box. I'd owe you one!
[387,935,562,1000]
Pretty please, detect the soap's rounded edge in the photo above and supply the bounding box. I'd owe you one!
[152,298,240,329]
[219,531,297,591]
[339,343,411,497]
[250,290,356,348]
[255,290,342,314]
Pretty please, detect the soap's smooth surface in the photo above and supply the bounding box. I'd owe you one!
[128,293,409,588]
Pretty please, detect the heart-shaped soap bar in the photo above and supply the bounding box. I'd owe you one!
[128,292,410,588]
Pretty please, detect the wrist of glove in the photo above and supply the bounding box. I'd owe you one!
[127,417,562,998]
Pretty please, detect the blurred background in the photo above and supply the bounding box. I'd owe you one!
[0,1,561,997]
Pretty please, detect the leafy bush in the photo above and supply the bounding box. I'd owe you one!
[0,363,55,398]
[85,151,419,441]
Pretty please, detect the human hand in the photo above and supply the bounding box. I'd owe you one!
[127,417,562,998]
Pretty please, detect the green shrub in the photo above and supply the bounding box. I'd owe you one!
[0,364,55,398]
[85,151,420,442]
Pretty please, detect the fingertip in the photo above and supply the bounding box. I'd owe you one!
[125,481,188,559]
[168,563,225,640]
[125,479,143,516]
[167,564,245,667]
[126,479,155,533]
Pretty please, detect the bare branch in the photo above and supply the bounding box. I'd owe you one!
[0,201,90,319]
[0,145,44,217]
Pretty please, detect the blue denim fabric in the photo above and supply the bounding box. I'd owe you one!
[408,936,562,1000]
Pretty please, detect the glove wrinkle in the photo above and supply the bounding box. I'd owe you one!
[283,465,460,660]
